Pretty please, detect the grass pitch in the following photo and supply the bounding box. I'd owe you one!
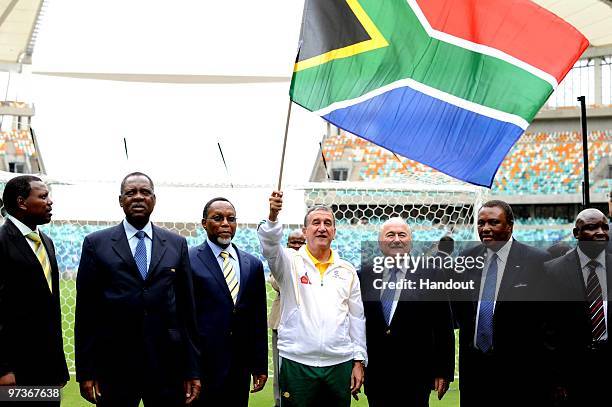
[59,281,460,406]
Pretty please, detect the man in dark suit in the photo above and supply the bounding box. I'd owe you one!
[432,235,456,291]
[436,236,455,259]
[360,218,454,407]
[75,172,200,406]
[0,175,69,406]
[545,208,610,406]
[189,197,267,406]
[454,200,550,407]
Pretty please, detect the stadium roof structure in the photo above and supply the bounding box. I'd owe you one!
[533,0,612,48]
[0,0,45,72]
[2,0,612,78]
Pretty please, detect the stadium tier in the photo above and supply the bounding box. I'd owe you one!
[42,221,572,277]
[0,129,37,157]
[495,131,611,194]
[322,130,612,195]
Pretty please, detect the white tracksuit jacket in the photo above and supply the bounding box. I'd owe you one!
[258,220,367,367]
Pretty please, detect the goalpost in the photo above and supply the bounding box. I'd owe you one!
[1,179,485,375]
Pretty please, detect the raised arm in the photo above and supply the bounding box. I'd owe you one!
[268,190,282,223]
[257,191,291,285]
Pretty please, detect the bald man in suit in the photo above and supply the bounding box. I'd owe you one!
[545,208,610,406]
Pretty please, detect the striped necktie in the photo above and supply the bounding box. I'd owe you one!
[381,268,399,326]
[221,250,239,303]
[26,232,52,293]
[586,260,607,342]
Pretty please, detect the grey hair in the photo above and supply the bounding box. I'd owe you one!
[303,205,335,226]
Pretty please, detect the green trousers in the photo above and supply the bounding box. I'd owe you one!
[279,358,353,407]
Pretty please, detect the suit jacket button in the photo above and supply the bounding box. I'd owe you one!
[229,331,232,336]
[385,329,391,336]
[233,308,237,315]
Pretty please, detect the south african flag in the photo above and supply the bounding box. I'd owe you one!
[290,0,589,186]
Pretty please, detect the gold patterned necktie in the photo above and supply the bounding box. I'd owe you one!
[220,250,239,303]
[26,232,52,293]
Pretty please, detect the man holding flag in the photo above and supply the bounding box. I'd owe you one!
[258,191,367,407]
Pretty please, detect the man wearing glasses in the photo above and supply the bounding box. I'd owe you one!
[189,197,268,406]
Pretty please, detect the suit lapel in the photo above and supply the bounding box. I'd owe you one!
[110,223,141,279]
[40,232,58,273]
[5,219,41,270]
[197,242,233,302]
[40,231,60,296]
[497,241,522,302]
[374,299,386,326]
[606,253,612,293]
[5,220,54,295]
[470,245,487,318]
[235,245,250,304]
[567,250,587,297]
[147,225,167,278]
[361,266,387,325]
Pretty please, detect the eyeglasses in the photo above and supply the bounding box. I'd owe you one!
[207,215,237,223]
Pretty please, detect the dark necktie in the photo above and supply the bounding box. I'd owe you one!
[134,230,148,279]
[476,253,498,352]
[586,260,606,342]
[381,268,399,326]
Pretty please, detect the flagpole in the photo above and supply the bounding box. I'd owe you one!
[319,141,330,180]
[123,137,129,160]
[392,153,410,174]
[277,98,293,190]
[217,142,234,188]
[577,95,590,208]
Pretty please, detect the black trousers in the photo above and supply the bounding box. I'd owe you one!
[460,350,543,407]
[193,364,250,407]
[561,344,610,407]
[96,378,185,407]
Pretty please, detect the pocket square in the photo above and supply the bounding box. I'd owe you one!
[513,283,528,288]
[169,268,176,273]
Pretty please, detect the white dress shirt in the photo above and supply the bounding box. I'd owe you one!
[577,247,608,341]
